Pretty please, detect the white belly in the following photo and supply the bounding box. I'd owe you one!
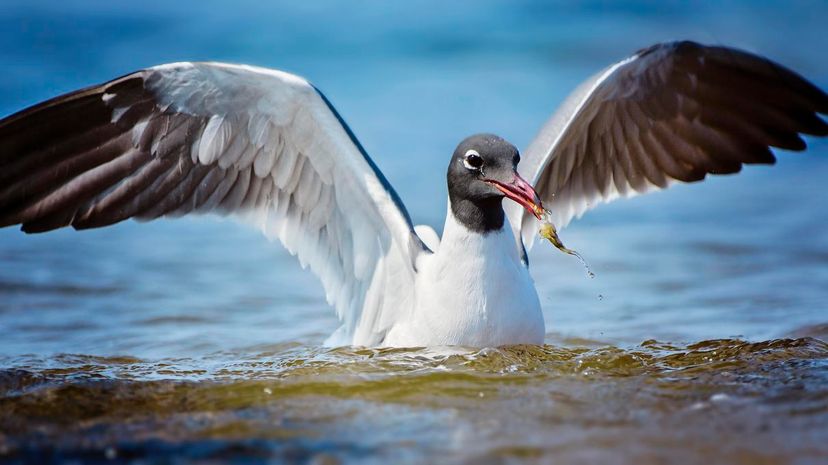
[384,215,544,347]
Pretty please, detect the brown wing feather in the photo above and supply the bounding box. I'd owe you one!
[523,41,828,237]
[0,72,216,232]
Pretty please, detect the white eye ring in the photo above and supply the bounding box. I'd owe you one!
[463,149,483,170]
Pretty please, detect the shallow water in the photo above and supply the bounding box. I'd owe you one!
[1,1,828,464]
[2,339,828,464]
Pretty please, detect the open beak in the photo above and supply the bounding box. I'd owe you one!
[484,173,544,220]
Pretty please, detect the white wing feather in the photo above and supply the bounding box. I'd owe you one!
[0,62,428,346]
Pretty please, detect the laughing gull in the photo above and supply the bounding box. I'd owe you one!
[1,41,826,347]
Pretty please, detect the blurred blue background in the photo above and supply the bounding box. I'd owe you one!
[0,0,827,357]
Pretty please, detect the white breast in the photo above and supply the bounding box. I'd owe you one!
[383,209,545,347]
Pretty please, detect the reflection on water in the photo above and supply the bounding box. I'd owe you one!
[1,0,828,464]
[2,339,827,464]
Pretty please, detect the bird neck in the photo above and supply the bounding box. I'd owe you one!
[448,195,505,233]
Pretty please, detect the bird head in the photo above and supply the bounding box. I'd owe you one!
[447,133,544,220]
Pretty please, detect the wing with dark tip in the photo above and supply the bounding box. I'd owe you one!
[511,41,828,250]
[0,62,428,346]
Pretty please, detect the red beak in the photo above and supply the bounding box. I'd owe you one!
[484,173,544,220]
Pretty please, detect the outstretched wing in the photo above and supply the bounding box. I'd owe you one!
[0,62,428,346]
[511,41,828,251]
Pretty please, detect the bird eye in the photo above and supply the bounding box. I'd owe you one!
[463,150,484,170]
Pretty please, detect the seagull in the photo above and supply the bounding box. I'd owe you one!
[1,41,826,347]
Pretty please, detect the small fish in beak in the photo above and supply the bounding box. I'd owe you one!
[485,172,593,278]
[537,209,594,279]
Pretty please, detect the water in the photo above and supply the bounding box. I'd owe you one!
[2,339,828,464]
[1,1,828,464]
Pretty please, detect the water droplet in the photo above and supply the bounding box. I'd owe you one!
[689,402,707,411]
[710,393,730,403]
